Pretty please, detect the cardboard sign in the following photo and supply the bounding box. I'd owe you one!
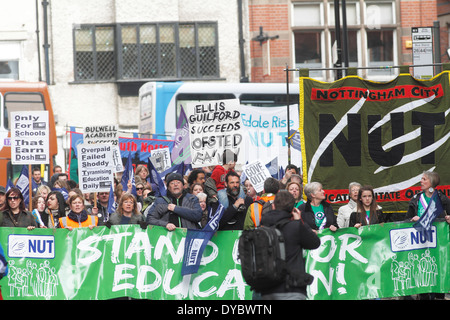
[242,160,271,193]
[77,143,114,193]
[186,99,243,168]
[150,148,171,173]
[11,111,49,164]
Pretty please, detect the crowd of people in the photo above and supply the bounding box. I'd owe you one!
[0,149,449,300]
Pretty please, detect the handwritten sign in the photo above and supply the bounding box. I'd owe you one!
[242,160,271,193]
[186,99,243,168]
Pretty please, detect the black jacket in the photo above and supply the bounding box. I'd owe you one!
[299,200,339,230]
[260,209,321,295]
[405,190,450,221]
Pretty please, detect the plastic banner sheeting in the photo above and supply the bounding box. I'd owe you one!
[306,221,450,300]
[0,222,448,300]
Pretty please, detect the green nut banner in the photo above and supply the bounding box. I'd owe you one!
[0,222,448,300]
[305,221,450,300]
[0,225,250,300]
[299,71,450,213]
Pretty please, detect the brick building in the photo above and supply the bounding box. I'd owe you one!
[249,0,449,83]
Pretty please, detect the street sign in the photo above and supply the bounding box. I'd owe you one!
[412,27,434,79]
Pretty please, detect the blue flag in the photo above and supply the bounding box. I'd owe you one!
[181,204,225,275]
[52,187,69,201]
[6,179,14,191]
[147,157,167,197]
[107,184,116,214]
[15,165,30,207]
[413,191,444,241]
[121,152,136,196]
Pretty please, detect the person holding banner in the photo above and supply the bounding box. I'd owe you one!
[58,194,98,230]
[405,171,450,300]
[43,191,66,228]
[146,172,202,231]
[337,182,361,228]
[109,193,143,225]
[210,149,238,192]
[0,186,6,212]
[299,182,338,232]
[349,185,390,228]
[406,171,450,223]
[0,188,36,230]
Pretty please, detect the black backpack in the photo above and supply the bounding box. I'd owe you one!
[238,219,290,292]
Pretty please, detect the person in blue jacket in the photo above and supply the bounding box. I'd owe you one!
[146,173,202,231]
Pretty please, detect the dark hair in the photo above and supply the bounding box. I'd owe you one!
[47,191,67,216]
[225,170,240,184]
[5,187,25,212]
[355,185,379,225]
[263,177,280,194]
[273,190,295,213]
[187,169,205,185]
[285,164,299,174]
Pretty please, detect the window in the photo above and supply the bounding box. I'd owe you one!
[74,25,115,81]
[0,42,20,80]
[74,22,219,82]
[3,93,46,130]
[292,0,397,80]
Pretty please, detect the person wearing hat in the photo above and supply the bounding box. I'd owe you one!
[145,172,202,231]
[0,186,6,212]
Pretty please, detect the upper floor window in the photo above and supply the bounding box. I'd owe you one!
[0,42,21,80]
[74,22,219,82]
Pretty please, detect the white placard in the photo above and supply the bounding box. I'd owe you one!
[83,124,119,145]
[186,99,243,168]
[11,111,49,164]
[243,160,272,193]
[83,124,123,172]
[77,143,115,193]
[150,148,171,173]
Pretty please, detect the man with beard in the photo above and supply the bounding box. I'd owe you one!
[146,172,202,231]
[215,171,253,230]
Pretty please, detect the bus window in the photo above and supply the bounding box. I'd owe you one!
[3,92,46,130]
[240,93,300,107]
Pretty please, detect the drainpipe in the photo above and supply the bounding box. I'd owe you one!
[42,0,50,85]
[238,0,249,82]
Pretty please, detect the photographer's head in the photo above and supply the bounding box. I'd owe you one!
[273,190,295,213]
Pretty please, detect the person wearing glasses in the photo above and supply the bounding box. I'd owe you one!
[108,193,143,225]
[0,187,36,230]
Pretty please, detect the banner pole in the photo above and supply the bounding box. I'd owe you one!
[28,164,32,211]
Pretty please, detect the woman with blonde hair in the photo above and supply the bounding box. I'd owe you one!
[109,193,143,225]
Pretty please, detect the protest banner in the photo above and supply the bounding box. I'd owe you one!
[299,71,450,213]
[0,225,249,300]
[242,160,272,193]
[68,131,174,184]
[0,222,448,300]
[305,221,450,300]
[76,143,114,193]
[240,105,301,170]
[186,99,243,168]
[11,111,49,164]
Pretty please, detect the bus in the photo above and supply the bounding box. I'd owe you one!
[0,81,58,186]
[138,81,300,137]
